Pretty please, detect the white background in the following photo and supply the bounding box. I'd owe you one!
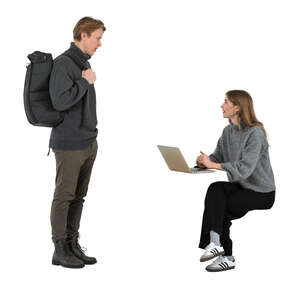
[0,0,299,280]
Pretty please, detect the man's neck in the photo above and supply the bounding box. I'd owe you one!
[74,41,86,54]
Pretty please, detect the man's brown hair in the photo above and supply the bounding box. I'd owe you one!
[73,16,106,41]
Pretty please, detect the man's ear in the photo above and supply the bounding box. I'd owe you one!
[81,32,88,41]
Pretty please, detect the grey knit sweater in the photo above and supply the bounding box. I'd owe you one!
[209,122,276,193]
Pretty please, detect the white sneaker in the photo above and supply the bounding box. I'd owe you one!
[205,255,235,272]
[200,242,225,262]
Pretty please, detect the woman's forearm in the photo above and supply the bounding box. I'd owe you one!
[211,162,223,171]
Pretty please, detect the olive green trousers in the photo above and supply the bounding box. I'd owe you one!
[50,140,98,242]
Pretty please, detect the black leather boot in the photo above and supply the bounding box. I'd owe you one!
[69,238,97,265]
[52,239,85,268]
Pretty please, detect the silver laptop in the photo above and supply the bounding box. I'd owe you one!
[157,145,215,174]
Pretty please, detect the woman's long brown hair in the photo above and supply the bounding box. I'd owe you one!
[226,90,267,137]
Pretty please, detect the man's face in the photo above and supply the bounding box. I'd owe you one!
[81,28,104,56]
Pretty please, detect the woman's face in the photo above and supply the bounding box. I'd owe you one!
[221,96,239,119]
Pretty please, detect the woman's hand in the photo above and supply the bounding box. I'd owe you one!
[199,151,214,168]
[198,151,223,170]
[196,155,206,168]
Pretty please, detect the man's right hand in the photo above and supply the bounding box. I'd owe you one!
[82,69,96,84]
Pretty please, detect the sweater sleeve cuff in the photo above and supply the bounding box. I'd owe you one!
[209,154,218,163]
[78,77,90,88]
[221,162,231,171]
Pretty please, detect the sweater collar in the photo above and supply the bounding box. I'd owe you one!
[231,120,248,131]
[70,42,91,61]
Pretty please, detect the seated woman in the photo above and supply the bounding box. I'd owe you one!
[196,90,276,272]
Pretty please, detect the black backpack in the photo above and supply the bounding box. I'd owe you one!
[24,50,87,127]
[23,51,64,127]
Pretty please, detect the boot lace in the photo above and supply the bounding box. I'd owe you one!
[75,236,87,253]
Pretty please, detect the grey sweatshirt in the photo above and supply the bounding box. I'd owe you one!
[209,122,276,193]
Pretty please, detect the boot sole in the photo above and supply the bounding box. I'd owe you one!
[82,260,97,265]
[52,259,85,268]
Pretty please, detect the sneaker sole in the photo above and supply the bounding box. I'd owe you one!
[206,266,235,272]
[200,251,225,262]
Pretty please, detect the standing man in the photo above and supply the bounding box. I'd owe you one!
[49,17,106,268]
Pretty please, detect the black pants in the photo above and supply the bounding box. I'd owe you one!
[199,181,275,256]
[50,140,98,242]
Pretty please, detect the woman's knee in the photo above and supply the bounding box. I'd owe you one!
[205,182,226,204]
[207,181,226,193]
